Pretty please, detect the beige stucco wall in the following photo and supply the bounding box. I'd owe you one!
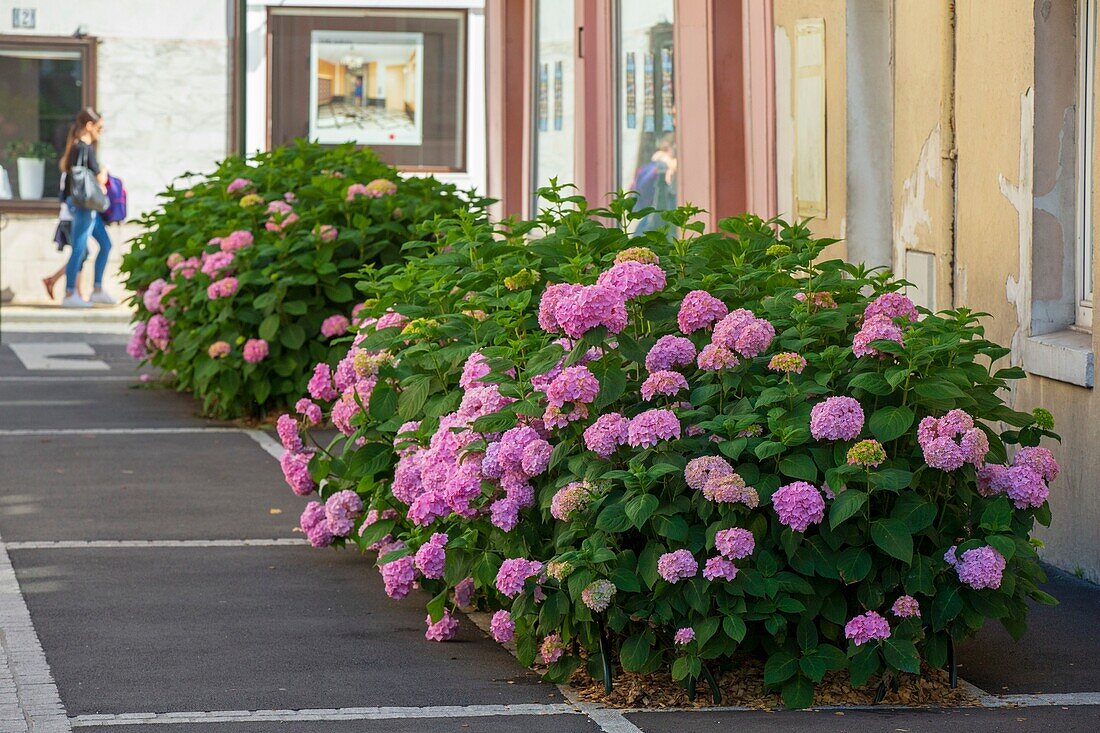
[773,0,847,260]
[892,0,955,312]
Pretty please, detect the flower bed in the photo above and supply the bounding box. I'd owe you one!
[278,191,1059,709]
[121,140,476,417]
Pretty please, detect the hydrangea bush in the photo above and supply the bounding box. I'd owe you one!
[280,189,1059,709]
[121,140,478,417]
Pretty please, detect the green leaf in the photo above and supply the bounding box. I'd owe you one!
[868,406,915,442]
[904,556,936,596]
[398,375,432,421]
[837,547,872,584]
[980,497,1014,532]
[870,468,914,492]
[357,518,394,547]
[625,494,659,529]
[723,614,747,643]
[848,372,892,396]
[763,650,798,685]
[779,453,818,482]
[755,441,786,460]
[799,654,828,682]
[985,534,1016,561]
[930,586,963,630]
[848,645,881,687]
[892,495,937,533]
[596,501,633,533]
[258,313,280,340]
[871,518,913,564]
[882,638,920,674]
[280,323,305,349]
[781,674,814,709]
[829,490,867,529]
[620,633,652,672]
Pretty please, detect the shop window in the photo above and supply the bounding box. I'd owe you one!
[269,9,467,172]
[0,36,95,207]
[615,0,676,232]
[531,0,576,212]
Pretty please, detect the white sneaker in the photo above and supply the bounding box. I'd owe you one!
[61,293,92,308]
[89,290,116,305]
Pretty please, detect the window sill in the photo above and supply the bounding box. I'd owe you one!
[1022,330,1095,388]
[0,200,60,215]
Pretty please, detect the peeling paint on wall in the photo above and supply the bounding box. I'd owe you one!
[893,123,942,273]
[1002,87,1036,394]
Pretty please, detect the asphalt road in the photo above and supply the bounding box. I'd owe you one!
[0,332,1096,733]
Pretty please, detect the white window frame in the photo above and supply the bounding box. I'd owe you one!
[1077,0,1096,330]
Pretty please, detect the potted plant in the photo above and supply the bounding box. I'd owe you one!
[5,141,54,200]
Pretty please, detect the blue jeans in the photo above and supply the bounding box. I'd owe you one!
[65,197,112,293]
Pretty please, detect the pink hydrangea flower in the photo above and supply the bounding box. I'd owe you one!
[425,609,459,641]
[596,260,666,300]
[520,439,552,476]
[1005,465,1049,509]
[715,527,755,559]
[325,489,364,536]
[264,200,299,232]
[538,283,584,333]
[490,610,515,642]
[414,532,448,579]
[300,501,333,547]
[702,474,759,506]
[645,335,697,372]
[496,558,543,598]
[550,481,595,521]
[127,322,148,359]
[657,549,698,583]
[918,410,986,470]
[891,595,920,618]
[641,370,689,401]
[545,365,600,408]
[207,277,239,300]
[286,403,317,433]
[772,481,825,532]
[280,449,315,496]
[853,314,903,358]
[1013,446,1060,482]
[553,284,628,338]
[712,309,775,358]
[697,343,740,371]
[321,315,350,338]
[581,579,616,612]
[308,363,338,401]
[490,498,521,531]
[684,456,734,491]
[207,341,230,359]
[674,627,695,645]
[375,310,409,331]
[460,351,492,389]
[220,230,253,251]
[276,413,302,451]
[407,488,448,526]
[954,546,1006,590]
[583,413,630,458]
[380,555,417,599]
[703,556,739,581]
[627,409,681,448]
[454,577,475,607]
[243,338,268,364]
[226,177,251,194]
[768,352,807,374]
[143,278,168,313]
[540,633,566,664]
[146,314,171,350]
[316,224,338,242]
[678,290,729,333]
[844,611,891,645]
[864,292,918,323]
[810,396,865,441]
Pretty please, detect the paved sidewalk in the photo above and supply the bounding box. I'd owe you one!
[0,333,1097,732]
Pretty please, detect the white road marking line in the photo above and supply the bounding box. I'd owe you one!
[8,343,110,371]
[0,376,137,382]
[0,427,238,437]
[990,692,1100,708]
[69,703,581,726]
[0,530,72,732]
[244,428,285,460]
[0,400,90,407]
[5,540,305,550]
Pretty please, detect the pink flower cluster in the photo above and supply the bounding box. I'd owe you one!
[977,447,1058,509]
[321,314,350,338]
[715,527,755,559]
[280,449,315,496]
[771,481,825,532]
[219,230,254,252]
[207,341,231,359]
[697,343,739,371]
[325,489,364,536]
[711,308,776,359]
[264,200,299,233]
[425,609,459,641]
[243,338,268,364]
[853,316,903,358]
[415,532,448,579]
[226,177,252,194]
[945,545,1006,589]
[626,409,681,448]
[584,413,631,458]
[544,365,600,426]
[496,557,543,598]
[917,409,988,471]
[810,396,865,441]
[844,611,891,645]
[703,556,738,581]
[143,278,170,313]
[595,260,666,300]
[346,178,397,201]
[645,335,697,372]
[207,277,239,300]
[201,250,235,278]
[864,292,919,323]
[641,370,688,401]
[146,314,171,351]
[891,595,920,618]
[539,282,628,339]
[678,290,728,334]
[490,610,515,642]
[674,627,695,645]
[657,549,698,583]
[550,481,596,521]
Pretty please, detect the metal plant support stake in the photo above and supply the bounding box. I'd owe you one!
[947,635,958,689]
[701,665,722,705]
[598,624,614,694]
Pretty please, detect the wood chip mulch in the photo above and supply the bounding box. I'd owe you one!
[569,659,980,710]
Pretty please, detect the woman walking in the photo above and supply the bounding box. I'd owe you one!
[59,107,114,308]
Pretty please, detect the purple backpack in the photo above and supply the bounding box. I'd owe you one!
[103,175,127,223]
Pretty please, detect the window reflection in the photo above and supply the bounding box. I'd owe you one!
[616,0,676,232]
[532,0,576,211]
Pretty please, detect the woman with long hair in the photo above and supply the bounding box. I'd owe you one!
[57,107,114,307]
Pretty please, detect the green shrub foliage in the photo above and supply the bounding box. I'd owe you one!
[280,188,1059,708]
[121,140,479,417]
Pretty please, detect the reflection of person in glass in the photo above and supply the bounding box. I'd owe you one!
[629,132,677,233]
[354,77,364,107]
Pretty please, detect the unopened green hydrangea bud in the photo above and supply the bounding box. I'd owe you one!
[614,246,660,265]
[545,560,574,582]
[1031,407,1054,430]
[400,318,440,340]
[504,268,541,291]
[766,244,792,257]
[847,439,887,468]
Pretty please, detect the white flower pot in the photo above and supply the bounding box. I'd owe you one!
[16,157,45,200]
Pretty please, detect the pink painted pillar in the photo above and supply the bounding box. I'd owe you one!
[486,0,531,220]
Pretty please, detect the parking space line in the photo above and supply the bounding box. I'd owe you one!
[0,530,73,732]
[0,427,239,437]
[69,703,581,727]
[243,429,285,460]
[5,540,305,550]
